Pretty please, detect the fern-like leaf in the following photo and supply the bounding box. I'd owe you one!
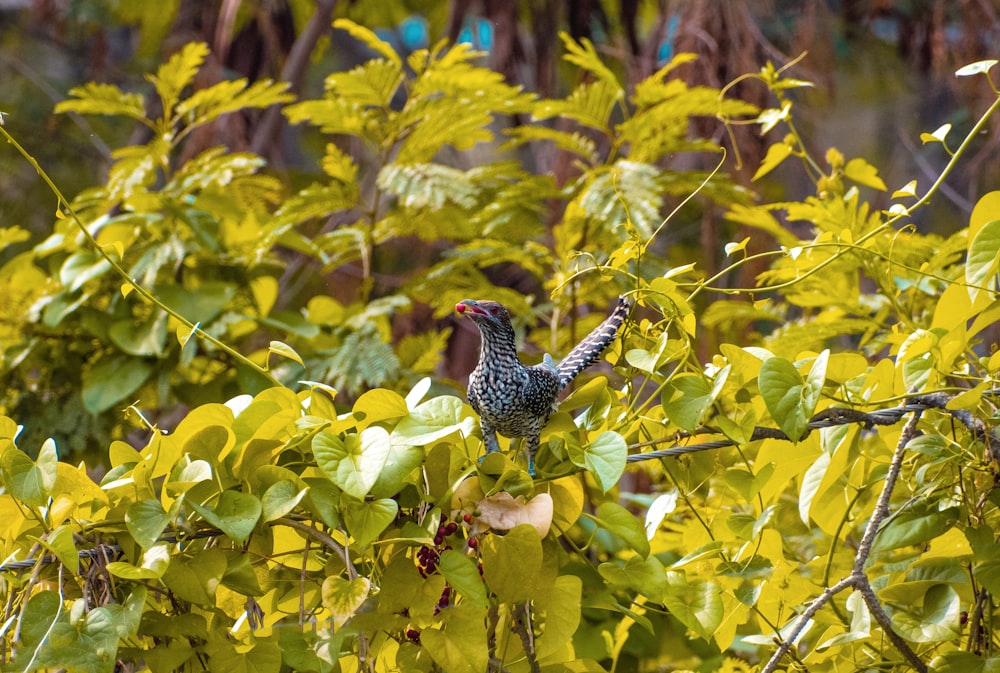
[397,327,452,374]
[175,79,293,129]
[500,126,599,164]
[333,19,402,68]
[578,160,663,238]
[148,42,210,114]
[275,182,359,226]
[320,144,359,187]
[559,32,621,88]
[324,59,404,107]
[164,148,267,196]
[54,83,146,121]
[533,80,624,132]
[377,163,478,210]
[284,98,373,139]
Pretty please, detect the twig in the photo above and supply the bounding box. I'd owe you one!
[761,411,928,673]
[510,602,540,673]
[627,390,1000,463]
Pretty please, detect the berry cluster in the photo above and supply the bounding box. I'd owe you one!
[404,512,480,645]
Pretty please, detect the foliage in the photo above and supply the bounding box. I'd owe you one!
[2,18,1000,673]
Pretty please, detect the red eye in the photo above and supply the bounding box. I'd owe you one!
[489,305,501,315]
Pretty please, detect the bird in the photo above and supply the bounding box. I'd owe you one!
[455,296,630,476]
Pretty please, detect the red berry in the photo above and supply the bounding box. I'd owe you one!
[445,522,458,535]
[468,537,478,549]
[463,513,473,524]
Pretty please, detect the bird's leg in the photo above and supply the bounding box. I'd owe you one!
[524,433,540,477]
[481,419,501,456]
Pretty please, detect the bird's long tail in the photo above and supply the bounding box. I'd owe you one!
[556,296,630,390]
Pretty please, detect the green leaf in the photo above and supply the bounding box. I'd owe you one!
[438,550,488,607]
[392,396,468,446]
[81,355,154,415]
[126,499,172,548]
[321,575,371,623]
[569,430,626,492]
[662,374,716,432]
[599,555,668,600]
[873,508,959,554]
[930,652,1000,673]
[109,314,168,357]
[343,498,398,549]
[260,480,308,522]
[421,606,489,673]
[595,502,650,557]
[890,584,960,643]
[156,282,236,323]
[107,543,170,580]
[966,219,1000,295]
[161,548,227,605]
[1,439,57,507]
[663,574,724,641]
[60,251,112,291]
[759,355,818,441]
[313,427,392,499]
[188,490,262,543]
[480,524,543,603]
[41,525,80,575]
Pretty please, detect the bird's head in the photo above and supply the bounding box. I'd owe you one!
[456,300,513,335]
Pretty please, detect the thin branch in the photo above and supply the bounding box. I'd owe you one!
[761,410,928,673]
[626,390,1000,463]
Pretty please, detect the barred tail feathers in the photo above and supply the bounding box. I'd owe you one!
[556,296,630,390]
